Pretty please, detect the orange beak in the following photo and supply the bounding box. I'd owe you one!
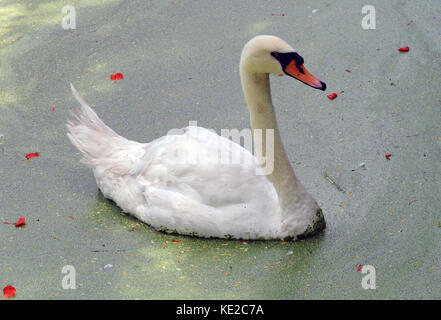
[284,60,326,91]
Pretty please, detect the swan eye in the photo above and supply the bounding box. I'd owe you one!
[272,52,306,74]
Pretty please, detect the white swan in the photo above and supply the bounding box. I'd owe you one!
[67,35,327,240]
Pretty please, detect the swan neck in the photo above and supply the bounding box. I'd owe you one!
[240,69,306,217]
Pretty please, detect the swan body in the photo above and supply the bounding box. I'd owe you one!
[67,35,326,240]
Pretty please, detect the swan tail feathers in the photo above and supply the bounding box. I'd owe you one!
[67,84,127,167]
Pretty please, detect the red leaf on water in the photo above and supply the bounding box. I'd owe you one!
[398,46,409,52]
[172,240,182,243]
[110,73,124,83]
[357,265,362,272]
[4,217,26,227]
[385,154,392,160]
[25,152,39,160]
[13,217,26,227]
[1,285,16,298]
[327,93,338,100]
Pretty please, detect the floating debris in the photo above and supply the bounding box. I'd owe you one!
[327,93,338,100]
[110,73,124,83]
[324,172,345,193]
[398,46,410,52]
[103,264,113,269]
[25,152,39,160]
[352,162,366,172]
[1,285,16,298]
[3,217,26,227]
[14,217,26,227]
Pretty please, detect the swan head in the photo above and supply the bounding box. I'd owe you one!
[240,35,326,90]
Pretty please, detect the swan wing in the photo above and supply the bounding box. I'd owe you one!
[131,126,281,239]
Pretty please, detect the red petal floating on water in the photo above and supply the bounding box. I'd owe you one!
[327,93,338,100]
[52,107,55,111]
[110,73,124,83]
[3,217,26,227]
[398,46,409,52]
[68,216,74,220]
[357,265,362,272]
[1,285,16,298]
[172,240,182,243]
[13,217,26,227]
[25,152,39,160]
[385,154,392,160]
